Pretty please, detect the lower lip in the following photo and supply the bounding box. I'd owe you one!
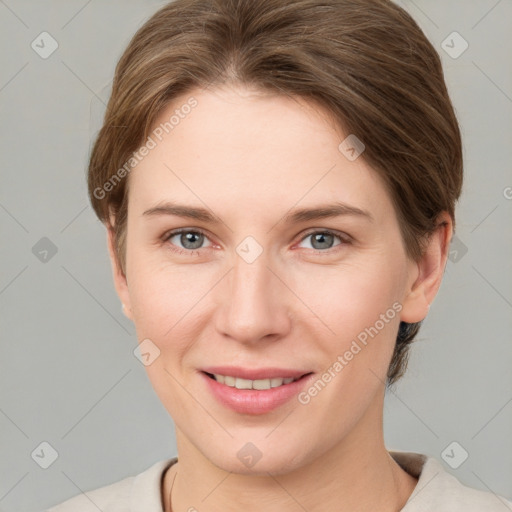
[200,371,314,415]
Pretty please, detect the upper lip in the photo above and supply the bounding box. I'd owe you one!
[201,366,312,380]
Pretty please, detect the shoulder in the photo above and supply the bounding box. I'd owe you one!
[45,475,133,512]
[45,458,177,512]
[418,457,512,511]
[393,451,512,512]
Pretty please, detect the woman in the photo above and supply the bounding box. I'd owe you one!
[48,0,512,510]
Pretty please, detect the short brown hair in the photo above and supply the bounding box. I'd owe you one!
[88,0,463,386]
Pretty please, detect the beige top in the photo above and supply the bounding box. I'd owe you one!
[46,451,512,511]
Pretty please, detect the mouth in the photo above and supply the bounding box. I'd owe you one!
[200,369,315,414]
[202,371,312,390]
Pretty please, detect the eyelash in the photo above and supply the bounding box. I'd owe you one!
[161,228,351,257]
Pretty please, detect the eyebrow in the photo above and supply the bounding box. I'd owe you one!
[142,201,374,224]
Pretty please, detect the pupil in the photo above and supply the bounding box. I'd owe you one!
[182,232,203,249]
[312,232,333,250]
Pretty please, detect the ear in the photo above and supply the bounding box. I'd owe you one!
[400,212,453,323]
[106,224,133,321]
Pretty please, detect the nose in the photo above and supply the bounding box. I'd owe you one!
[214,249,292,345]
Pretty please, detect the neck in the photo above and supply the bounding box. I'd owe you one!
[163,388,418,512]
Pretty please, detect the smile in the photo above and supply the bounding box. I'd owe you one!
[205,372,302,390]
[201,370,315,414]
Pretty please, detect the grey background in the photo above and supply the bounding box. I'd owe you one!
[0,1,511,510]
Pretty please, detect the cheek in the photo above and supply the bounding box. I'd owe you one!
[293,265,402,415]
[127,253,217,348]
[290,257,404,393]
[127,262,210,404]
[292,259,403,336]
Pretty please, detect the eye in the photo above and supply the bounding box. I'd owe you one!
[162,228,213,255]
[296,229,349,252]
[161,227,350,257]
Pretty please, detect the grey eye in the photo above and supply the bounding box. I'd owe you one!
[298,231,343,251]
[168,231,209,250]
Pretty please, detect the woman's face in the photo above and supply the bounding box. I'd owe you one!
[111,84,427,474]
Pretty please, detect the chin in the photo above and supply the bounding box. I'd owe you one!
[204,440,313,476]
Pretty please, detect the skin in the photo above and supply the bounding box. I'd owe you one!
[107,84,452,512]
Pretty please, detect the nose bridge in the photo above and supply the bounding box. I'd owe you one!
[232,249,271,302]
[216,243,290,343]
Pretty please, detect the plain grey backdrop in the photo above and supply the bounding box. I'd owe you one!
[0,0,511,510]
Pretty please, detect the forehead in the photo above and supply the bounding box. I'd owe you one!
[127,85,395,223]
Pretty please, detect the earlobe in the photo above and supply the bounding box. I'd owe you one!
[106,225,133,321]
[400,213,453,324]
[121,303,132,319]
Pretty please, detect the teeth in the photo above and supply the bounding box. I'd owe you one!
[212,374,297,390]
[236,377,253,389]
